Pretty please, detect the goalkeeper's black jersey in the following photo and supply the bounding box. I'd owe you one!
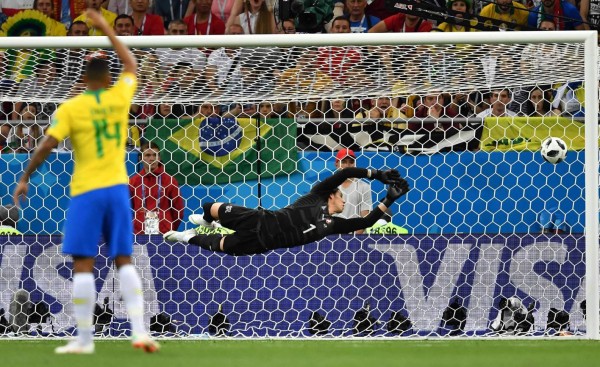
[256,168,385,249]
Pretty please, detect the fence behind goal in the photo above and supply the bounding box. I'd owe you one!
[0,32,597,338]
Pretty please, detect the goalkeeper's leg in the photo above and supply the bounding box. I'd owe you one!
[164,231,267,255]
[189,202,222,228]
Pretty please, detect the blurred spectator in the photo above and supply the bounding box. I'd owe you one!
[161,62,199,115]
[129,141,184,235]
[131,0,165,35]
[212,0,237,21]
[73,0,117,35]
[317,17,364,84]
[324,2,346,32]
[281,17,296,33]
[368,12,433,32]
[0,204,21,235]
[524,86,554,117]
[476,88,517,117]
[130,51,161,125]
[236,0,276,34]
[152,103,191,120]
[276,47,333,95]
[67,19,90,35]
[437,0,476,31]
[5,103,43,153]
[552,82,584,117]
[154,0,193,29]
[12,59,59,122]
[205,24,245,93]
[197,102,222,118]
[156,20,207,80]
[345,0,380,32]
[479,0,529,30]
[258,101,278,118]
[322,98,355,119]
[333,149,373,234]
[114,13,134,35]
[528,0,586,30]
[34,0,62,22]
[53,21,90,98]
[357,97,407,128]
[580,0,598,30]
[320,98,357,149]
[450,92,476,117]
[107,0,131,15]
[410,93,461,131]
[184,0,226,34]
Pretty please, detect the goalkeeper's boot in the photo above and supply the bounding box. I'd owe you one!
[132,333,160,353]
[163,229,197,242]
[55,340,95,354]
[189,214,221,229]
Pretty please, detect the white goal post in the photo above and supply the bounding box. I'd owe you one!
[0,31,598,339]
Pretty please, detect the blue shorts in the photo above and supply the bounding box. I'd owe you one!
[63,185,133,258]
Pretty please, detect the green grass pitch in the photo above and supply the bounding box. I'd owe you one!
[1,339,599,367]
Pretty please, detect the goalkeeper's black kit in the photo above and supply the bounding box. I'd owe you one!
[190,168,386,255]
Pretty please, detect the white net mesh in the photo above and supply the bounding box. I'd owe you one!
[0,33,596,338]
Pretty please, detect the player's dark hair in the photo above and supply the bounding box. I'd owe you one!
[85,57,110,82]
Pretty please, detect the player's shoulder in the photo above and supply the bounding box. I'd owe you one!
[58,94,83,111]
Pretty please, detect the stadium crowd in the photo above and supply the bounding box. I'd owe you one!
[0,0,591,154]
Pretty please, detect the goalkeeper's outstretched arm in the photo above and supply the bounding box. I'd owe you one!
[310,167,402,195]
[331,182,410,234]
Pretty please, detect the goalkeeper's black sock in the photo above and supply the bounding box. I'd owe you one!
[188,234,222,252]
[202,202,214,223]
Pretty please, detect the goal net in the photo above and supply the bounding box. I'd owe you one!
[0,31,597,338]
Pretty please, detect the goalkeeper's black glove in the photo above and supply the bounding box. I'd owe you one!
[371,169,401,184]
[381,179,410,207]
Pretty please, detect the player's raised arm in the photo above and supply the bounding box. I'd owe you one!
[85,8,137,75]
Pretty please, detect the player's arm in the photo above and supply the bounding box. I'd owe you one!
[310,167,402,194]
[331,181,410,233]
[85,9,137,75]
[13,136,59,206]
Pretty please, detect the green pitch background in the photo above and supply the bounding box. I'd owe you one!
[1,339,599,367]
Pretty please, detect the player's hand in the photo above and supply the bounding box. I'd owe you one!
[13,180,29,208]
[85,8,110,32]
[372,169,401,184]
[386,179,410,202]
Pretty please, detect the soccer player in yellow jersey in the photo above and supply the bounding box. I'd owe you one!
[13,9,159,355]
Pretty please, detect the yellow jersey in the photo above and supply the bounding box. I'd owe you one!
[479,2,529,30]
[47,72,137,197]
[73,8,117,36]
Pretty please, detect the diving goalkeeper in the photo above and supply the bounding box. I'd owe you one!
[164,168,409,255]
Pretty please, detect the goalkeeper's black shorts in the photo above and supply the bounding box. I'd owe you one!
[218,203,267,255]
